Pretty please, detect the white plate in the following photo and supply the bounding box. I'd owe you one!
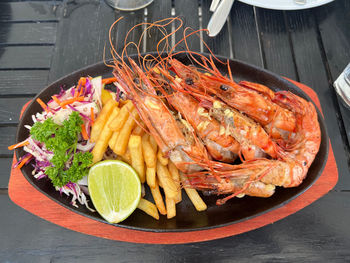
[238,0,334,10]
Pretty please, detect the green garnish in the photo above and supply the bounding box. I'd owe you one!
[30,111,93,187]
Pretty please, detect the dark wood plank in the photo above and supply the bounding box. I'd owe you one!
[114,9,145,55]
[1,192,350,261]
[0,46,53,69]
[286,9,350,190]
[0,158,12,189]
[0,70,49,96]
[0,1,60,22]
[315,0,350,153]
[174,0,200,52]
[49,0,116,82]
[315,0,350,79]
[0,22,57,45]
[0,97,30,125]
[145,0,172,52]
[256,8,297,79]
[201,0,231,57]
[0,127,16,157]
[229,2,262,67]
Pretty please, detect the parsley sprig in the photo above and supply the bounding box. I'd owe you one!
[30,111,92,187]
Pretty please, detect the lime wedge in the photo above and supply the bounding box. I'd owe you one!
[88,160,141,224]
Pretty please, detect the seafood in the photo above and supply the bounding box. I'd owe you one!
[185,161,278,200]
[151,68,241,162]
[115,58,320,203]
[112,59,210,173]
[208,100,278,160]
[165,91,240,162]
[169,58,297,141]
[152,66,278,160]
[186,90,321,204]
[106,17,321,205]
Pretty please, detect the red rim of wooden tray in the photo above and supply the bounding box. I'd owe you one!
[8,79,338,244]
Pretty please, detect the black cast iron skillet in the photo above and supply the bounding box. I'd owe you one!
[15,52,329,232]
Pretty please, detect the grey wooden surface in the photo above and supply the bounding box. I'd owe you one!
[1,0,350,262]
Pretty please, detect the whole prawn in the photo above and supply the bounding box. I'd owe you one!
[150,67,241,162]
[169,58,297,141]
[112,59,212,174]
[153,66,279,160]
[186,90,321,204]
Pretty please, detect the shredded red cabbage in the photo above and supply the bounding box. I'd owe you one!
[67,105,90,120]
[13,153,33,168]
[85,79,92,95]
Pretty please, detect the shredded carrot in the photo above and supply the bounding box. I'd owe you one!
[81,124,89,140]
[17,155,32,169]
[79,77,87,86]
[8,140,29,150]
[36,98,50,113]
[90,107,95,124]
[73,88,80,98]
[75,77,86,97]
[78,85,84,97]
[51,95,64,108]
[102,77,117,85]
[60,96,84,107]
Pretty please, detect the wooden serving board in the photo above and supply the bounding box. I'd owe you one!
[8,80,338,244]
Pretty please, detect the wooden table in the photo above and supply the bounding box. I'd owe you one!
[1,0,350,261]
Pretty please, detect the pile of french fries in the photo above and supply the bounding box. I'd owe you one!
[90,96,207,220]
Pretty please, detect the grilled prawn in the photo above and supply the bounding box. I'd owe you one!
[112,59,210,173]
[154,66,278,160]
[186,90,321,204]
[169,58,297,141]
[150,68,241,162]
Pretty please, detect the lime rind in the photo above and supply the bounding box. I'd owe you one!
[88,160,141,224]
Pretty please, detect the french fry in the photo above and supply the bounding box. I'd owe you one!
[157,149,169,166]
[165,197,176,219]
[132,125,144,136]
[114,108,139,155]
[149,135,158,153]
[109,100,134,131]
[101,89,114,106]
[92,107,120,163]
[118,148,132,164]
[150,180,167,215]
[156,161,177,199]
[106,107,121,126]
[128,135,145,183]
[119,99,129,106]
[158,177,163,188]
[142,134,156,168]
[180,173,207,211]
[146,167,156,189]
[90,99,117,142]
[168,162,182,203]
[137,198,159,220]
[108,131,119,150]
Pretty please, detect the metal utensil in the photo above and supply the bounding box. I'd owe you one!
[334,63,350,109]
[207,0,235,37]
[210,0,221,11]
[104,0,153,11]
